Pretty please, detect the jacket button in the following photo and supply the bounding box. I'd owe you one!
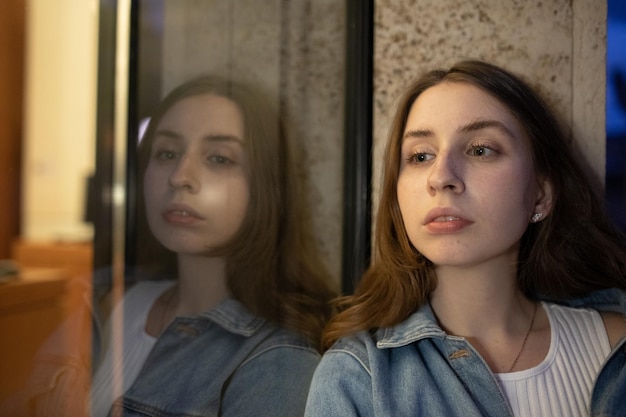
[175,323,199,336]
[449,349,471,360]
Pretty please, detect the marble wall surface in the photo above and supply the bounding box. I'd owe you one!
[161,0,346,285]
[372,0,607,220]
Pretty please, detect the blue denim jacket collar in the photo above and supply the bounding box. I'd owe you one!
[375,302,444,349]
[199,298,266,337]
[375,288,626,350]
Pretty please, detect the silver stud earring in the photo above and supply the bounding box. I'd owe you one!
[531,212,543,223]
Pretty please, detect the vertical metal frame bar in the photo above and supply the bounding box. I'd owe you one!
[112,0,131,291]
[107,0,133,400]
[93,1,116,276]
[342,0,374,294]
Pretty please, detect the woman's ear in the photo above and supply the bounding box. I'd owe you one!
[531,178,553,223]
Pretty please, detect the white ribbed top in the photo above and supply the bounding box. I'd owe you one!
[494,302,611,417]
[89,280,175,417]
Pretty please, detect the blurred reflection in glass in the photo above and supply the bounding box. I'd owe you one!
[0,76,335,417]
[97,76,336,416]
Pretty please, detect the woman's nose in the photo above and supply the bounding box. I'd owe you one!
[168,155,200,192]
[427,153,465,195]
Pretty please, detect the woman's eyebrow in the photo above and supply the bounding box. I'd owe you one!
[403,128,433,140]
[202,134,244,145]
[458,119,516,138]
[153,130,243,145]
[403,119,516,141]
[154,128,181,140]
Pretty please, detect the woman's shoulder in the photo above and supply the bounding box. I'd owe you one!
[328,330,376,352]
[250,323,321,357]
[543,299,626,349]
[599,311,626,348]
[319,331,378,372]
[206,299,323,360]
[242,329,321,369]
[124,280,175,306]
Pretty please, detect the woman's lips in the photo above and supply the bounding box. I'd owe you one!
[432,215,462,222]
[424,209,473,233]
[162,204,204,225]
[426,216,473,233]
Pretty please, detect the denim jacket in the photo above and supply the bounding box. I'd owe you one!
[110,298,320,417]
[304,289,626,417]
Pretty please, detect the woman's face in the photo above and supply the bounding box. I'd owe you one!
[143,93,250,256]
[397,81,550,269]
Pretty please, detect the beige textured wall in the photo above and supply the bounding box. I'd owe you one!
[372,0,607,218]
[162,0,282,100]
[279,1,346,282]
[21,0,98,241]
[161,1,346,284]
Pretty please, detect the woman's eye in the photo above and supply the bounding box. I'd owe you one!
[468,145,495,158]
[155,150,177,160]
[408,152,434,163]
[208,154,233,165]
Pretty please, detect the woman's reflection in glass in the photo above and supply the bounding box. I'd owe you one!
[91,76,336,417]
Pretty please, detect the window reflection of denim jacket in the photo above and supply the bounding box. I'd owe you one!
[110,298,320,417]
[304,289,626,417]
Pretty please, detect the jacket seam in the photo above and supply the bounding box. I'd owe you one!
[238,343,319,369]
[326,348,372,378]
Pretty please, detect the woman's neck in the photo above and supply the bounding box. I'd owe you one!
[429,262,531,337]
[428,263,548,373]
[173,254,232,316]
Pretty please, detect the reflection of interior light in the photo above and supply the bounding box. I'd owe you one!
[138,117,150,144]
[112,183,126,208]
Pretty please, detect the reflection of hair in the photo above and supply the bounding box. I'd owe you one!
[323,60,626,348]
[136,76,335,349]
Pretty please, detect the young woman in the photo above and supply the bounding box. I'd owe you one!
[90,76,336,417]
[305,60,626,417]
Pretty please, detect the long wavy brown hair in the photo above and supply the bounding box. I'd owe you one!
[323,60,626,349]
[134,76,336,350]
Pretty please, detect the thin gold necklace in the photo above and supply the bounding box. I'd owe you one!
[507,302,538,372]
